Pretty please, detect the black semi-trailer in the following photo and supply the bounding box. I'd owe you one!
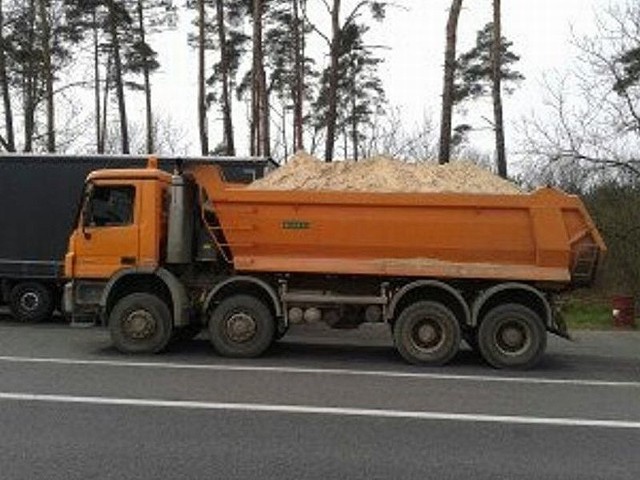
[0,154,275,321]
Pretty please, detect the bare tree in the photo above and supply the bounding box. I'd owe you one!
[522,1,640,182]
[438,0,463,164]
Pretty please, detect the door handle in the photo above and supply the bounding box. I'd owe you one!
[120,256,136,265]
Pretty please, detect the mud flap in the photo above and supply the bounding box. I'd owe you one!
[548,309,572,340]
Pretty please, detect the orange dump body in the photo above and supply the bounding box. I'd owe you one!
[189,165,606,286]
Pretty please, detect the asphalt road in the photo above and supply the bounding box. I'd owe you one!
[0,314,639,480]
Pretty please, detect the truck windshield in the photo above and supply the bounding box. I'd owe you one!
[85,185,135,227]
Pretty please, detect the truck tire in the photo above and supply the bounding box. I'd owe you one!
[108,293,173,354]
[9,282,54,322]
[393,301,461,366]
[477,304,547,369]
[208,295,275,358]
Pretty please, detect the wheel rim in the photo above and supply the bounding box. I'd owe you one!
[410,318,445,352]
[494,320,531,357]
[19,292,40,312]
[225,312,257,343]
[123,309,157,340]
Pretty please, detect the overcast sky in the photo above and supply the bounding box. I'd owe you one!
[145,0,608,161]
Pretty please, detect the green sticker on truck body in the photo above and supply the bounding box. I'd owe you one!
[282,220,310,230]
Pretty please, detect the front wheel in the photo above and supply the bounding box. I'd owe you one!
[108,293,173,354]
[393,301,461,366]
[477,304,547,369]
[208,295,275,358]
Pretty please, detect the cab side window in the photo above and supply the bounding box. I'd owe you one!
[86,186,135,227]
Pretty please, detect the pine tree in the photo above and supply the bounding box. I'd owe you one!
[313,17,386,161]
[453,21,523,175]
[263,0,315,155]
[124,0,176,153]
[311,0,387,162]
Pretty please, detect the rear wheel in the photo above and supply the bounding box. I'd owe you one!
[393,301,461,366]
[108,293,173,354]
[9,282,54,322]
[208,295,275,358]
[477,304,547,369]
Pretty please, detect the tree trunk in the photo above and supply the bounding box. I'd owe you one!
[100,52,111,154]
[281,103,288,159]
[259,66,270,157]
[324,0,341,162]
[351,70,358,161]
[197,0,208,155]
[92,8,101,153]
[251,1,259,155]
[23,0,36,152]
[136,0,153,153]
[106,0,129,153]
[292,0,304,152]
[0,0,15,151]
[438,0,463,165]
[216,0,235,155]
[491,0,507,178]
[38,0,55,152]
[252,0,269,157]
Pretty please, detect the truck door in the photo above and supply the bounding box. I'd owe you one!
[73,181,140,279]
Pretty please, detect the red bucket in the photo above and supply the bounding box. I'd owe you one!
[611,296,636,328]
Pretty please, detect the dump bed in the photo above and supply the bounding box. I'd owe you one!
[191,166,606,287]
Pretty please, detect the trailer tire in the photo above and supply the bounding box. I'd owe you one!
[208,295,275,358]
[9,282,54,322]
[478,304,547,369]
[108,293,173,354]
[393,301,461,366]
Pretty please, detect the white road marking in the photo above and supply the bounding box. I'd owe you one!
[0,355,638,388]
[0,392,638,429]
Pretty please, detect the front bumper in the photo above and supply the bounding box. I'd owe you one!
[62,280,106,325]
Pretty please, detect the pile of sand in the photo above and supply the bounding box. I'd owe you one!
[248,151,522,194]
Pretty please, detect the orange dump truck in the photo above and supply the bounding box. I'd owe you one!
[63,158,605,368]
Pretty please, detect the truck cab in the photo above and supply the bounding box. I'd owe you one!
[63,161,192,347]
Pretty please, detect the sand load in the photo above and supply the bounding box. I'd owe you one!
[248,151,522,194]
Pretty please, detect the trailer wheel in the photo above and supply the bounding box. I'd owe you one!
[208,295,275,358]
[9,282,54,322]
[108,293,173,354]
[393,301,461,366]
[478,304,547,369]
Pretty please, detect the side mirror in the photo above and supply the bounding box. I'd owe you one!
[81,184,93,239]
